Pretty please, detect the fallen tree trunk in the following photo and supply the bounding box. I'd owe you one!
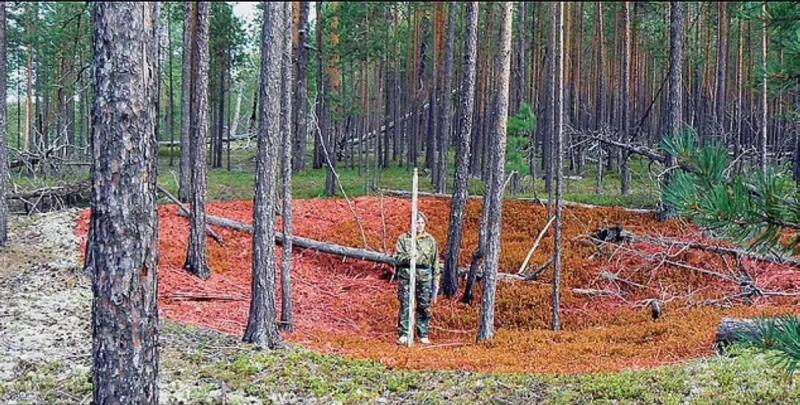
[716,317,800,352]
[379,188,655,214]
[178,210,397,266]
[714,317,765,352]
[180,210,526,282]
[8,181,92,213]
[157,185,224,245]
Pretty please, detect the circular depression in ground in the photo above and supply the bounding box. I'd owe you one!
[76,197,798,374]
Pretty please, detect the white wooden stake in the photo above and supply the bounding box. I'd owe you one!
[408,168,418,347]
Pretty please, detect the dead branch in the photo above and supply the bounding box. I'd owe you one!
[164,293,247,302]
[600,271,647,289]
[518,216,555,274]
[309,95,369,248]
[572,288,624,299]
[583,235,738,281]
[632,233,800,268]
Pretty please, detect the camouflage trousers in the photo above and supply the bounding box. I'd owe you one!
[397,267,433,339]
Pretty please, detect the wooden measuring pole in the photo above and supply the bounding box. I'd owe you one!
[408,168,418,347]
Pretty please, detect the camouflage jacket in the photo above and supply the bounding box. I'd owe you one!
[393,232,440,281]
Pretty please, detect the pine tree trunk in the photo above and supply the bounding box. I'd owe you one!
[278,2,294,332]
[595,2,606,195]
[230,81,243,136]
[0,3,7,245]
[794,78,800,186]
[551,0,565,332]
[436,3,456,194]
[292,1,310,172]
[25,4,34,151]
[313,0,324,170]
[661,1,682,221]
[443,1,478,299]
[715,2,728,138]
[477,1,512,342]
[735,15,743,173]
[168,14,176,167]
[426,6,440,178]
[620,2,632,196]
[184,2,212,280]
[760,3,768,176]
[544,3,556,203]
[179,2,194,202]
[515,1,528,114]
[214,57,226,169]
[90,3,159,402]
[244,2,283,350]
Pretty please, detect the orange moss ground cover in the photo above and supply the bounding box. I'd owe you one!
[75,197,799,374]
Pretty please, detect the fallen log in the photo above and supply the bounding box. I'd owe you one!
[178,210,397,266]
[8,181,92,213]
[157,185,224,246]
[185,210,533,283]
[379,188,655,214]
[714,317,778,352]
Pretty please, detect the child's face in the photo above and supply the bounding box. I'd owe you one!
[416,218,426,233]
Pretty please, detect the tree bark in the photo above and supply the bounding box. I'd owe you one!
[715,2,728,138]
[90,3,159,402]
[280,2,294,333]
[179,2,194,202]
[184,2,212,280]
[794,78,800,186]
[619,2,632,196]
[478,1,512,342]
[313,1,325,170]
[551,1,565,332]
[168,13,176,167]
[213,55,225,169]
[25,4,35,151]
[244,2,283,350]
[594,3,606,195]
[661,1,683,220]
[443,2,478,299]
[760,2,768,176]
[0,3,7,245]
[426,5,441,181]
[436,3,456,195]
[544,3,556,205]
[292,1,310,172]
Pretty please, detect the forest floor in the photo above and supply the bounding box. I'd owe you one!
[2,148,799,403]
[0,199,800,403]
[0,204,798,403]
[72,196,800,375]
